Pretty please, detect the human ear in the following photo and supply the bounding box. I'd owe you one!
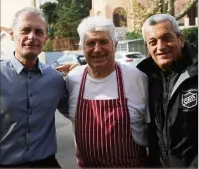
[178,34,184,48]
[115,41,118,48]
[44,34,49,43]
[9,29,14,41]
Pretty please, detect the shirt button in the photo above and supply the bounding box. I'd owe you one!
[29,76,32,79]
[29,93,32,97]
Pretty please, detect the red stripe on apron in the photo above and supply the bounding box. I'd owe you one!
[75,63,147,168]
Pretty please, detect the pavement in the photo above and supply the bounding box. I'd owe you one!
[55,110,76,168]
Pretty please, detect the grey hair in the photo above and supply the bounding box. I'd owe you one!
[11,7,49,32]
[77,16,118,47]
[142,14,181,41]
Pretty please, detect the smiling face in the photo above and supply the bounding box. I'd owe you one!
[83,30,116,72]
[10,12,48,61]
[144,20,184,71]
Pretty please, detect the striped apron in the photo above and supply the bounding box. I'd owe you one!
[75,64,147,168]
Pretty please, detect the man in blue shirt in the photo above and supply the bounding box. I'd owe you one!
[0,7,69,168]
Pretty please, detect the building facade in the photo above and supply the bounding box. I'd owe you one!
[90,0,198,39]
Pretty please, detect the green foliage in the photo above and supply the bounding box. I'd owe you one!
[40,2,57,26]
[54,0,80,38]
[40,2,57,39]
[125,30,142,40]
[76,0,90,19]
[40,0,90,40]
[182,27,198,47]
[43,39,54,52]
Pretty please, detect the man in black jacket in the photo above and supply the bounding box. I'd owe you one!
[137,14,198,168]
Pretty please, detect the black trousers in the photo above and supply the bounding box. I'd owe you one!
[0,155,61,168]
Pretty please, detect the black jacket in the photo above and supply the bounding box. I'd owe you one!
[137,42,198,168]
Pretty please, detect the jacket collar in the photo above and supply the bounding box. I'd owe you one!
[137,42,198,77]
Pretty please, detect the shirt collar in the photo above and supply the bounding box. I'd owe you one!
[10,52,44,75]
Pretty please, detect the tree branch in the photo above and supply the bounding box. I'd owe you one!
[175,0,198,20]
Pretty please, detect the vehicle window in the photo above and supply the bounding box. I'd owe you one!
[77,54,87,65]
[57,54,76,62]
[126,53,143,58]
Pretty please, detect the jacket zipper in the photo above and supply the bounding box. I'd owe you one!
[164,74,170,167]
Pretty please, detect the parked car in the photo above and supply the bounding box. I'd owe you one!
[51,52,87,68]
[115,52,146,66]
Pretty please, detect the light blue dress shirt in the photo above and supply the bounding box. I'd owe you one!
[0,55,69,165]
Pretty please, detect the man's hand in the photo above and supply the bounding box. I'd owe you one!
[56,63,79,75]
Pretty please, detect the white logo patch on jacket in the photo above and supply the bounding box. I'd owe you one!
[182,90,197,108]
